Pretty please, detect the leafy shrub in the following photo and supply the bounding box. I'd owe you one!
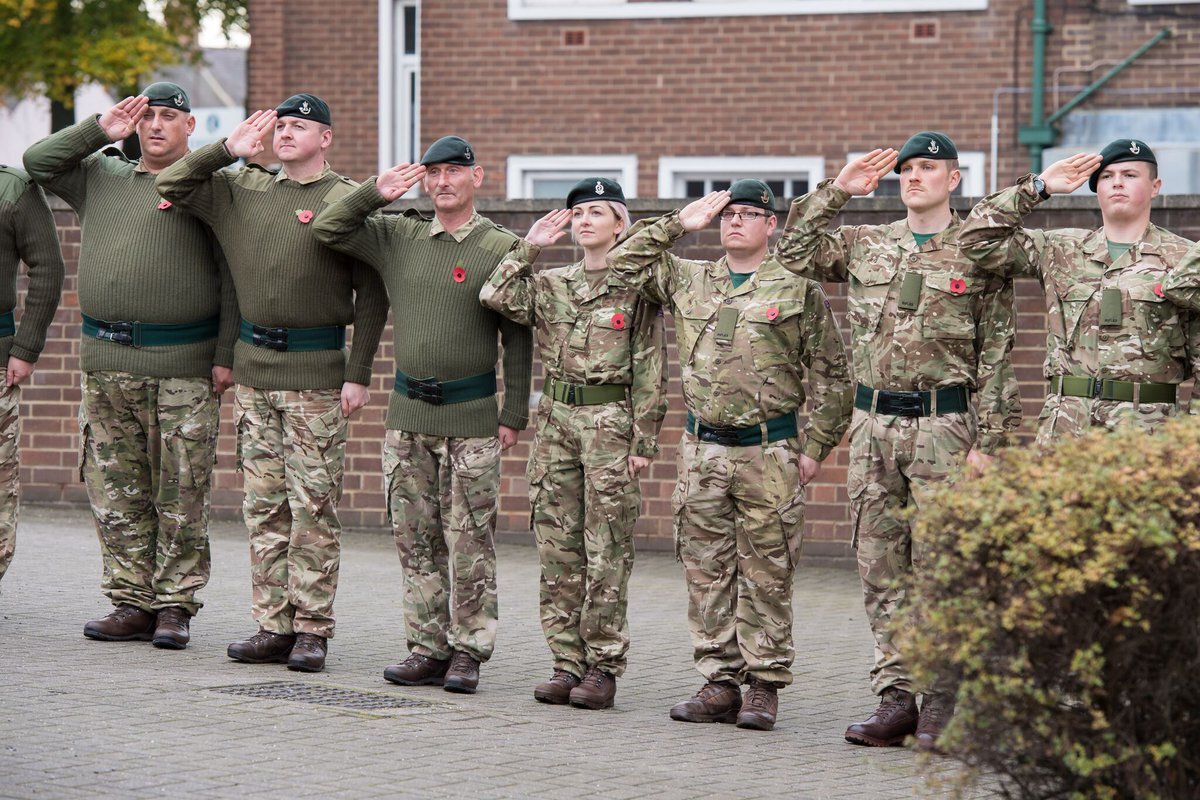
[904,417,1200,800]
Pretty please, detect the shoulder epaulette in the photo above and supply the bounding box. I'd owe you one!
[401,207,434,222]
[244,162,278,175]
[99,145,135,164]
[0,165,33,186]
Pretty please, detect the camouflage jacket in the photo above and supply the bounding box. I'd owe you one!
[960,175,1200,409]
[606,211,853,461]
[479,239,668,458]
[775,179,1021,454]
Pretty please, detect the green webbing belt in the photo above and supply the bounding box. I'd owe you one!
[854,384,971,417]
[239,319,345,352]
[685,410,798,447]
[1050,375,1177,405]
[83,313,219,347]
[0,310,14,338]
[545,376,627,406]
[394,369,496,406]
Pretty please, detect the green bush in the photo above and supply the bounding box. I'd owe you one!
[904,417,1200,800]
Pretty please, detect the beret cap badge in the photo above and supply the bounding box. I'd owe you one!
[595,181,605,196]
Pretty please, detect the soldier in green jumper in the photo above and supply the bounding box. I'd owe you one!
[157,94,388,672]
[606,180,854,732]
[24,84,237,647]
[313,135,532,694]
[479,178,667,709]
[0,167,65,583]
[961,140,1200,445]
[776,133,1021,751]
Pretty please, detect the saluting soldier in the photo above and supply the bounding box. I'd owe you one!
[607,180,853,732]
[479,178,667,709]
[960,140,1200,445]
[24,84,236,647]
[0,166,65,583]
[776,133,1021,751]
[156,94,388,672]
[312,135,532,694]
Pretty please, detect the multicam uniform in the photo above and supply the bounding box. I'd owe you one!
[608,211,853,687]
[776,180,1020,695]
[960,174,1200,445]
[480,239,667,679]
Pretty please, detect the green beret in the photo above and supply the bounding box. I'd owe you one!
[727,179,775,211]
[894,131,958,172]
[421,135,475,166]
[275,93,331,126]
[1089,138,1157,192]
[566,177,626,208]
[141,82,190,112]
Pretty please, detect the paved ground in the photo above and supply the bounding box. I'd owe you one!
[0,506,996,799]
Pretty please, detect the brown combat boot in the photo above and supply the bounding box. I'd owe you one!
[914,693,956,753]
[569,668,616,710]
[844,687,919,746]
[669,681,742,724]
[533,669,580,705]
[443,650,481,694]
[83,604,156,641]
[227,629,295,664]
[736,679,779,731]
[287,633,328,672]
[384,653,450,686]
[151,607,191,650]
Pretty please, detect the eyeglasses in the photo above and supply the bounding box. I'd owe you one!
[718,211,772,222]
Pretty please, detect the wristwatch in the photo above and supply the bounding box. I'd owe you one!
[1032,176,1051,200]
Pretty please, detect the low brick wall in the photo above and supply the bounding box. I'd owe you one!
[22,195,1200,560]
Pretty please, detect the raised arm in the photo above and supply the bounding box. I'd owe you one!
[478,209,570,324]
[312,164,426,271]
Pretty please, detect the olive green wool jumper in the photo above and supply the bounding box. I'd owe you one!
[23,116,237,378]
[0,167,64,365]
[156,141,388,391]
[313,180,532,437]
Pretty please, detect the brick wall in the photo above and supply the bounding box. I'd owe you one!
[21,195,1200,558]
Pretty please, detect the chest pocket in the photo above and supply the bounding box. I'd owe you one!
[586,306,634,367]
[846,258,896,334]
[536,299,578,369]
[922,272,984,340]
[674,295,719,366]
[1128,280,1184,357]
[743,299,804,370]
[1053,283,1098,347]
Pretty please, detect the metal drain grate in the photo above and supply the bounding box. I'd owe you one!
[209,681,434,711]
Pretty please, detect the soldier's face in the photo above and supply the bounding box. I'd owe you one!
[719,203,776,254]
[1095,162,1160,220]
[423,163,484,215]
[273,117,332,165]
[898,158,959,212]
[571,202,623,251]
[137,107,194,163]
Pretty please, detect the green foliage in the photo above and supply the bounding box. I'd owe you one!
[0,0,246,104]
[905,417,1200,799]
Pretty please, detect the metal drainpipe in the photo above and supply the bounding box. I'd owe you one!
[1028,0,1051,173]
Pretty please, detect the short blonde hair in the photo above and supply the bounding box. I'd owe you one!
[571,201,631,247]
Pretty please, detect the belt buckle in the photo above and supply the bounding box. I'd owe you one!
[697,425,740,447]
[892,392,924,416]
[251,325,288,352]
[99,321,134,347]
[1092,378,1105,400]
[566,384,577,405]
[407,377,444,406]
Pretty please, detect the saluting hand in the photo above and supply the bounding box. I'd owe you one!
[376,163,426,201]
[524,209,571,248]
[1040,153,1103,196]
[834,148,898,196]
[99,96,149,142]
[225,110,277,159]
[678,190,731,233]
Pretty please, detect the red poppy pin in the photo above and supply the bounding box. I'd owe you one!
[296,209,313,224]
[1154,283,1165,298]
[452,265,467,283]
[949,278,967,296]
[157,200,171,210]
[766,306,779,321]
[611,312,626,330]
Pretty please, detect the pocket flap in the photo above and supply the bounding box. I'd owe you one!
[925,272,984,296]
[743,300,803,324]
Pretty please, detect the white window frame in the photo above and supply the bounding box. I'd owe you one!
[506,155,639,200]
[845,150,986,197]
[510,0,987,20]
[657,156,824,200]
[1128,0,1200,5]
[378,0,421,184]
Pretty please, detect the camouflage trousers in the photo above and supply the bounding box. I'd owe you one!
[0,385,20,582]
[527,396,640,678]
[847,408,976,695]
[384,430,500,663]
[234,386,346,639]
[672,432,806,687]
[1036,394,1177,447]
[80,372,217,614]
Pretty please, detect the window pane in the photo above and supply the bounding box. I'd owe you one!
[530,177,581,199]
[765,180,785,197]
[791,178,809,195]
[684,180,706,198]
[403,6,417,54]
[712,179,732,191]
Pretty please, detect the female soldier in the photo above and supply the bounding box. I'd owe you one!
[480,178,666,710]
